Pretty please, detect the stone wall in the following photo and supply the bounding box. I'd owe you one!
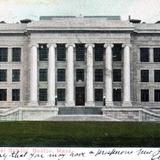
[0,107,58,121]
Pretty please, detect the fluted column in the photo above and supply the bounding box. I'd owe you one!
[47,44,56,106]
[122,44,132,106]
[28,44,38,106]
[65,44,75,106]
[104,44,114,107]
[85,43,95,106]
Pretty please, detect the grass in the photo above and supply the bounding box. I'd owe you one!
[0,121,159,146]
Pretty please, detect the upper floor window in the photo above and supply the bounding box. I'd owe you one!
[154,70,160,82]
[57,69,65,81]
[95,44,104,61]
[12,48,21,62]
[0,89,7,101]
[95,69,103,82]
[76,69,84,82]
[76,44,85,61]
[141,70,149,82]
[39,88,47,101]
[12,69,20,82]
[39,69,47,81]
[0,48,8,62]
[140,48,149,62]
[112,44,122,61]
[154,48,160,62]
[113,69,121,82]
[39,44,48,61]
[57,44,66,61]
[0,69,7,82]
[12,89,20,101]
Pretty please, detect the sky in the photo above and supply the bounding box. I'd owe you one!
[0,0,160,23]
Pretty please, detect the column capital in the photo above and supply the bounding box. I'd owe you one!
[65,43,75,48]
[104,43,114,48]
[29,43,38,48]
[85,43,95,48]
[47,43,57,48]
[122,43,132,48]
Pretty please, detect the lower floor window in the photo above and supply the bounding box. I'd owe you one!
[39,88,47,101]
[57,89,65,101]
[141,89,149,102]
[95,89,103,101]
[113,89,121,101]
[12,89,20,101]
[155,90,160,102]
[0,89,7,101]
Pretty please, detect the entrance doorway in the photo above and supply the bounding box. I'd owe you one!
[76,87,85,106]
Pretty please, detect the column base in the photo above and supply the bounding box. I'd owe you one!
[65,101,75,107]
[122,101,132,107]
[85,101,95,107]
[46,101,55,107]
[28,101,39,107]
[105,101,114,107]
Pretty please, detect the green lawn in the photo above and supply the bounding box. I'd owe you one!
[0,121,160,147]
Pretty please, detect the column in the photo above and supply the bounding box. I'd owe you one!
[47,44,56,106]
[122,44,132,106]
[28,44,38,106]
[85,43,95,106]
[65,44,75,106]
[104,44,114,106]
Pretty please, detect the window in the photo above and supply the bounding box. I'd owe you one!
[57,89,65,101]
[57,69,65,81]
[141,89,149,102]
[113,89,121,101]
[113,69,121,82]
[39,44,48,61]
[95,44,104,61]
[154,48,160,62]
[154,70,160,82]
[0,89,7,101]
[76,44,85,61]
[39,88,47,101]
[140,48,149,62]
[76,69,84,81]
[12,69,20,82]
[155,90,160,102]
[112,44,122,61]
[12,48,21,62]
[0,48,8,62]
[95,69,103,82]
[141,70,149,82]
[95,89,103,101]
[57,44,66,61]
[39,69,47,81]
[0,70,7,81]
[12,89,20,101]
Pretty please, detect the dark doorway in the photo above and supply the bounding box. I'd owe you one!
[76,87,85,106]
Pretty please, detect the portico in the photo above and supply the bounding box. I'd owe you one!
[28,42,132,107]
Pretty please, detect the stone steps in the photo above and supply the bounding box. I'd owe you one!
[58,106,103,115]
[46,115,117,121]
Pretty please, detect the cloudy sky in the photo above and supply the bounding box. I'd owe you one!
[0,0,160,23]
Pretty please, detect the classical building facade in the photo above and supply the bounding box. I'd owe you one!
[0,16,160,121]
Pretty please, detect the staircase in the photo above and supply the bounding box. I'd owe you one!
[1,106,160,121]
[58,106,103,115]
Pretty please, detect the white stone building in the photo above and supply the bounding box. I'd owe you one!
[0,16,160,121]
